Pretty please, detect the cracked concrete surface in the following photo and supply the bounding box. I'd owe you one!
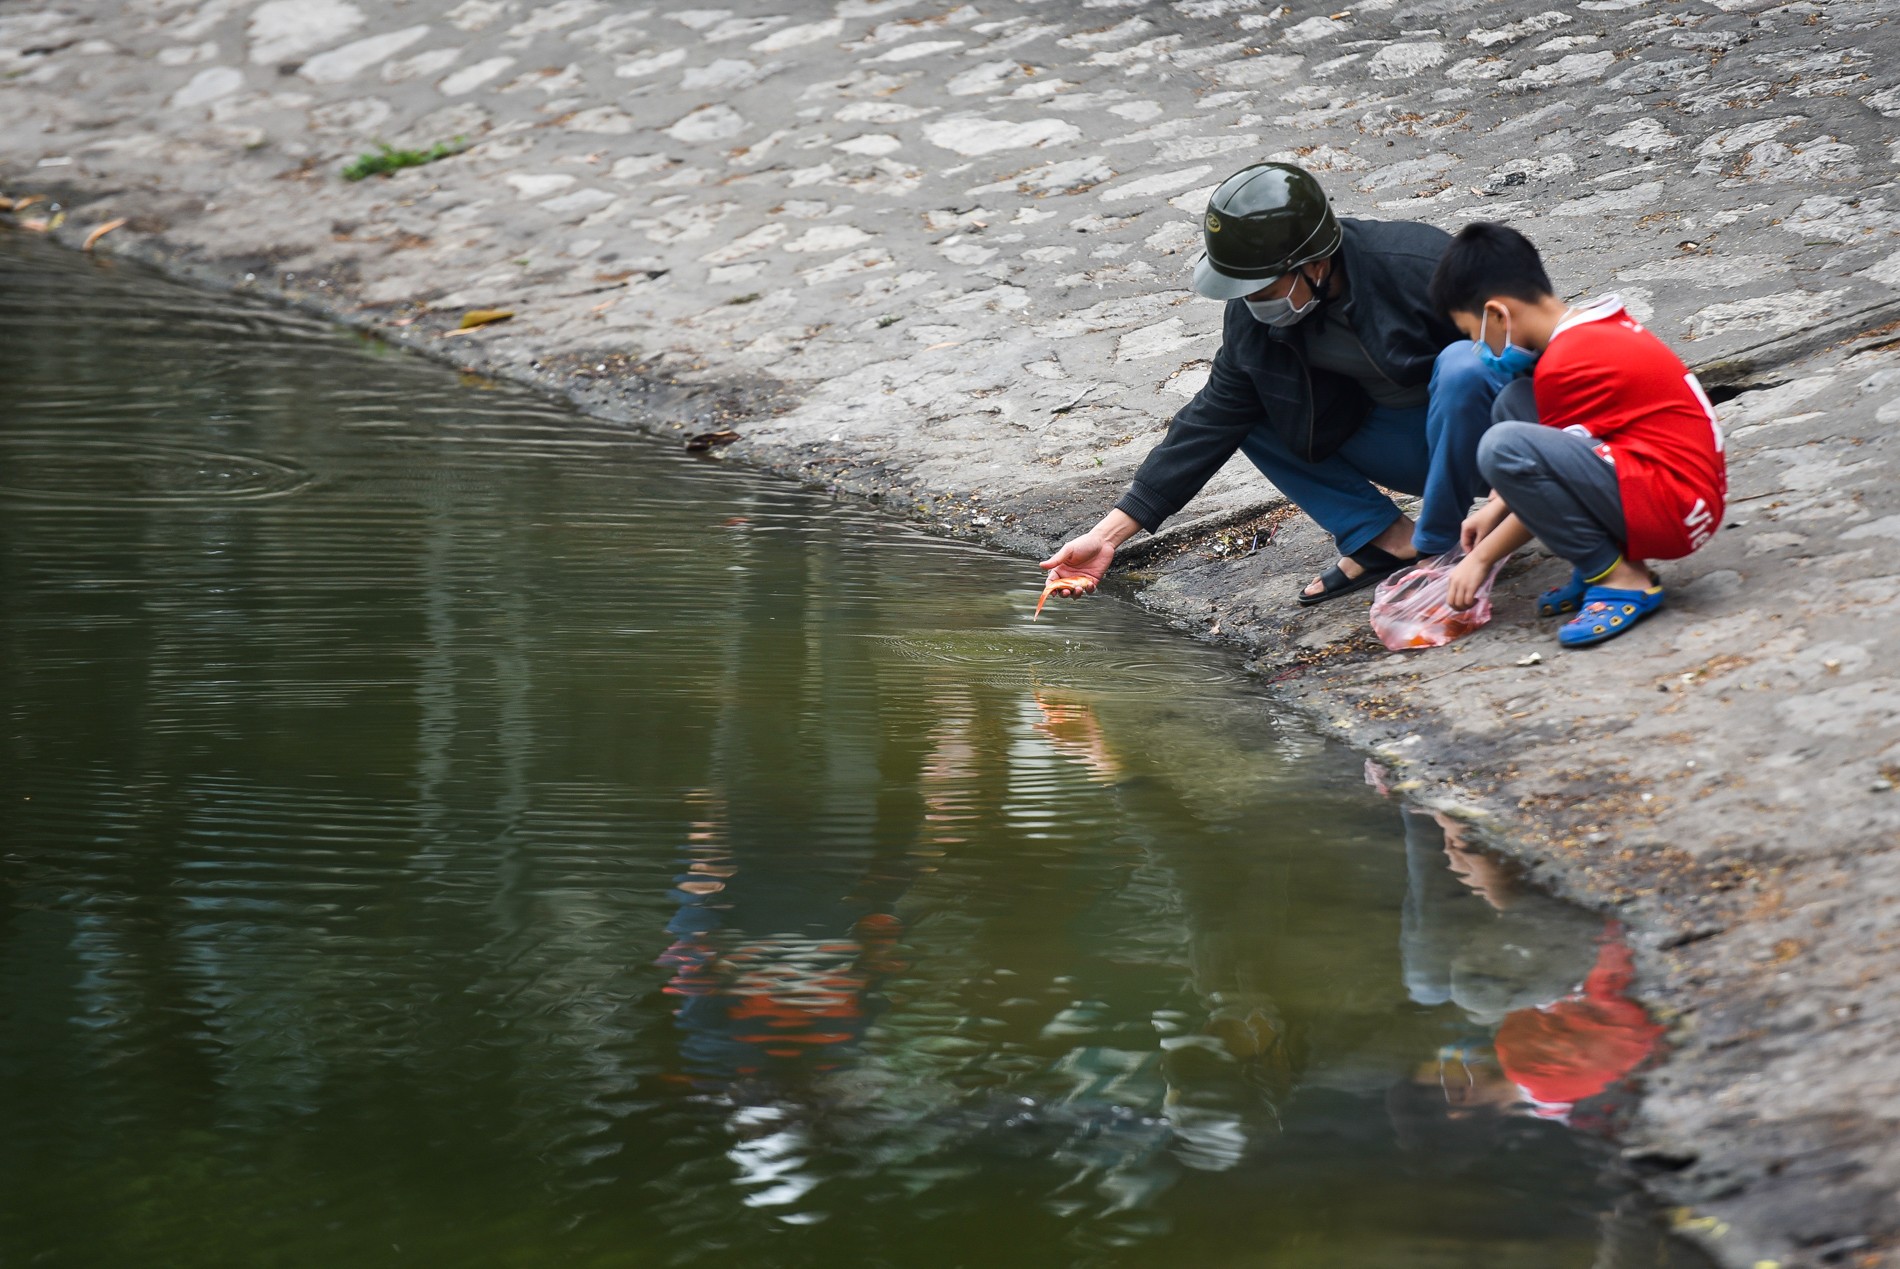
[3,0,1898,1263]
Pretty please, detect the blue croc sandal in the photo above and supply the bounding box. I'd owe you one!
[1558,585,1666,648]
[1537,569,1587,619]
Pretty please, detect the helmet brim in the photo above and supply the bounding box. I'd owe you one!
[1191,253,1271,301]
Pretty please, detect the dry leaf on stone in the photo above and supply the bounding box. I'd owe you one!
[82,218,127,251]
[457,308,515,329]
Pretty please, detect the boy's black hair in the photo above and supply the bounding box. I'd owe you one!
[1428,221,1555,317]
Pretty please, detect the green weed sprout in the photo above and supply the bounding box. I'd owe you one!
[342,137,467,182]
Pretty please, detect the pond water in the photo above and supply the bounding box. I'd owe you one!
[0,237,1705,1268]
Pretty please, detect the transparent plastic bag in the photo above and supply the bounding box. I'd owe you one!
[1367,547,1503,651]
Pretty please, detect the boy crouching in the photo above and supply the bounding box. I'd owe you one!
[1427,223,1728,648]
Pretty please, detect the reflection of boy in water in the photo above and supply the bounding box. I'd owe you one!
[1392,809,1674,1266]
[1494,937,1663,1127]
[1399,808,1660,1125]
[1402,808,1601,1030]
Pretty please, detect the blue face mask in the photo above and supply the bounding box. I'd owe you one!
[1475,306,1539,378]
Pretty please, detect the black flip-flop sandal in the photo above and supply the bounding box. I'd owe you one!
[1296,543,1414,607]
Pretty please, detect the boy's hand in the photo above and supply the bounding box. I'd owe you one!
[1459,498,1510,554]
[1446,552,1494,612]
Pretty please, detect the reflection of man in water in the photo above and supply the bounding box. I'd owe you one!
[1032,687,1299,1175]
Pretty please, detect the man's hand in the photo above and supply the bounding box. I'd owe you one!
[1459,496,1511,554]
[1445,551,1494,612]
[1037,532,1113,596]
[1039,509,1143,600]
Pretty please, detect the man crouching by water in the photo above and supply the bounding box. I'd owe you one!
[1041,161,1516,607]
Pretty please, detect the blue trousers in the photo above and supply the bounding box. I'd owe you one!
[1238,342,1513,557]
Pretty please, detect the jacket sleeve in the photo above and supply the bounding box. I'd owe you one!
[1113,319,1264,531]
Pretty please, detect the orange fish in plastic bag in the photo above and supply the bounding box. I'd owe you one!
[1368,548,1503,651]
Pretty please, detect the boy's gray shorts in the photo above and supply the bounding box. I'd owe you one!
[1479,382,1627,576]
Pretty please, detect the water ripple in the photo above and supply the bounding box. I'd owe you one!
[0,434,312,506]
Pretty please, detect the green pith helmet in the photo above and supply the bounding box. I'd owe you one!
[1191,162,1342,300]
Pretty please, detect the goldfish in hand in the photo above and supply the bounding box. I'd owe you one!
[1034,574,1096,620]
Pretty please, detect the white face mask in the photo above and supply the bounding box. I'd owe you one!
[1244,268,1321,328]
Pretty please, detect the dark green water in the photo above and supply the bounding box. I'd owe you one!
[0,237,1704,1268]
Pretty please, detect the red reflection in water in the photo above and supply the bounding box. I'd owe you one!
[1032,690,1122,784]
[1495,930,1664,1123]
[660,932,884,1076]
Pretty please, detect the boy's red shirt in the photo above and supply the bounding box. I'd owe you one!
[1531,298,1728,561]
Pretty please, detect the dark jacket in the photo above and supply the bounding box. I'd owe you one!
[1114,217,1461,531]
